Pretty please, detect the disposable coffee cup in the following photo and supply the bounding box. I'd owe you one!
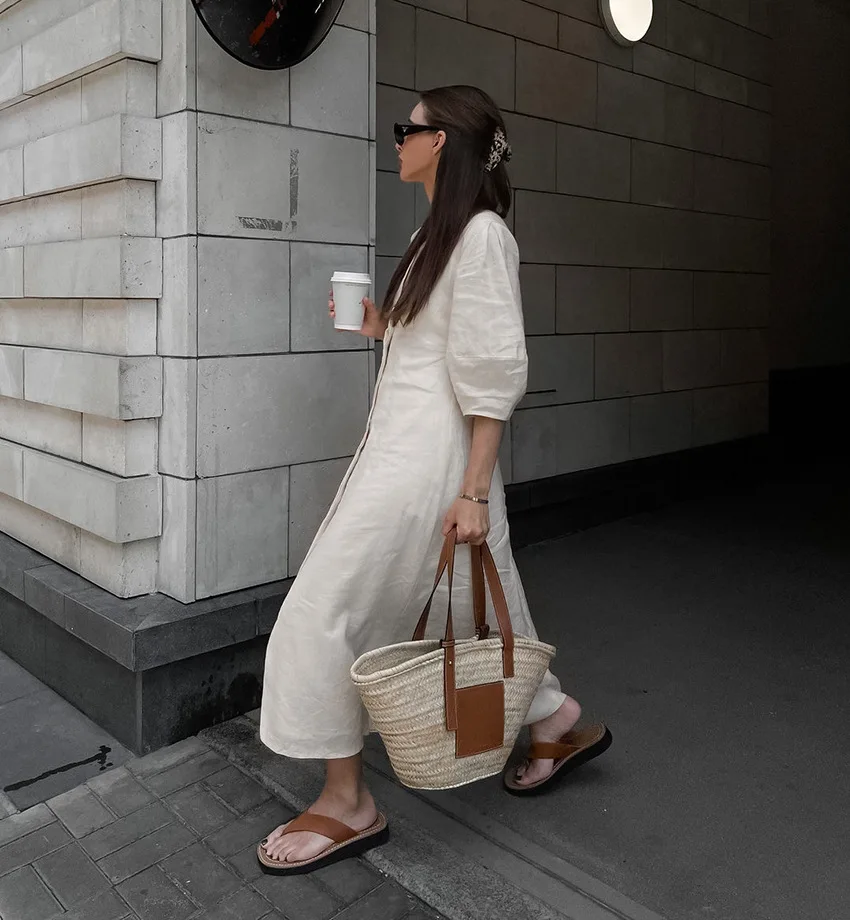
[331,271,371,331]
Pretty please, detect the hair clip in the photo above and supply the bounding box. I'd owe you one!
[485,127,512,172]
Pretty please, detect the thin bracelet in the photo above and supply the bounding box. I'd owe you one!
[459,493,489,505]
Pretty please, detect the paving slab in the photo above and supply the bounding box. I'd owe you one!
[79,803,173,861]
[116,865,196,920]
[0,822,71,876]
[200,886,271,920]
[164,783,235,837]
[203,764,270,814]
[87,767,156,817]
[159,841,243,907]
[48,785,115,838]
[96,821,196,884]
[0,864,62,920]
[311,856,383,901]
[251,871,341,920]
[142,749,228,796]
[331,881,423,920]
[50,888,135,920]
[34,840,113,908]
[0,803,55,847]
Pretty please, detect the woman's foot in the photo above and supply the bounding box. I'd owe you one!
[261,784,378,865]
[514,696,582,787]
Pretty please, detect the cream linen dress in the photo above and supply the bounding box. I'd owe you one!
[260,210,566,759]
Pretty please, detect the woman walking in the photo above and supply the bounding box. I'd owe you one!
[258,85,610,874]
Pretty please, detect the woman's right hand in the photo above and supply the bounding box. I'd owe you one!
[329,291,388,340]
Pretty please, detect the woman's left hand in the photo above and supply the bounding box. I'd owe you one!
[442,497,490,545]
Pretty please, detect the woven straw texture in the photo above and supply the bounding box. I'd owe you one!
[351,633,555,790]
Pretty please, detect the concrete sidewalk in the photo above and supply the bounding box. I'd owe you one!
[0,736,446,920]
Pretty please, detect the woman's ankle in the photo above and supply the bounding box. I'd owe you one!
[319,776,373,811]
[532,697,582,734]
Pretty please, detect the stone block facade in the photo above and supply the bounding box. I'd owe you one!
[377,0,773,482]
[1,0,376,602]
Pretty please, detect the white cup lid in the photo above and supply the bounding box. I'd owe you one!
[332,271,372,284]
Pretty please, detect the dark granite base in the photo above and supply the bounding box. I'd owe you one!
[0,584,270,754]
[0,533,291,754]
[140,637,268,752]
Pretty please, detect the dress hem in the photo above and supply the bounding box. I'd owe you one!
[259,727,368,761]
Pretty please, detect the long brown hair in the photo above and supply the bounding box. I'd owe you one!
[382,85,512,326]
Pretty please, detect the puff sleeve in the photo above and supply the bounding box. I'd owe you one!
[446,218,528,421]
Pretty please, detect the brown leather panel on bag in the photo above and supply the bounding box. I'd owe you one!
[455,681,505,757]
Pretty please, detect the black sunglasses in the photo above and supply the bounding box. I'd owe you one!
[394,122,439,146]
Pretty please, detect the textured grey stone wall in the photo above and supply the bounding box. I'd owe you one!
[0,0,375,602]
[376,0,773,485]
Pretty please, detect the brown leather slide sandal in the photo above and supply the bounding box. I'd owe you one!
[257,812,389,875]
[503,723,612,796]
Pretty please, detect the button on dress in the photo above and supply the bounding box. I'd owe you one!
[260,211,566,759]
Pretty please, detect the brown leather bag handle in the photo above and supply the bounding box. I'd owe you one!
[413,535,488,641]
[478,541,515,679]
[411,531,517,732]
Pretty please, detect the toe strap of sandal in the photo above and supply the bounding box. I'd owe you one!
[527,740,578,761]
[282,813,358,844]
[527,725,607,762]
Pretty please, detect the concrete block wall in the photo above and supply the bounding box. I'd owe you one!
[0,0,164,598]
[376,0,772,485]
[156,0,374,603]
[1,0,376,602]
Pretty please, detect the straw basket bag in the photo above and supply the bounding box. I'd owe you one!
[350,530,555,790]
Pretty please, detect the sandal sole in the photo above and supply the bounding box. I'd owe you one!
[257,818,389,875]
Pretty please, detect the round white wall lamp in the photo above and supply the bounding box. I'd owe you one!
[599,0,654,46]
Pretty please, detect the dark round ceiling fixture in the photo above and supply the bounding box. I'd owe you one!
[192,0,347,70]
